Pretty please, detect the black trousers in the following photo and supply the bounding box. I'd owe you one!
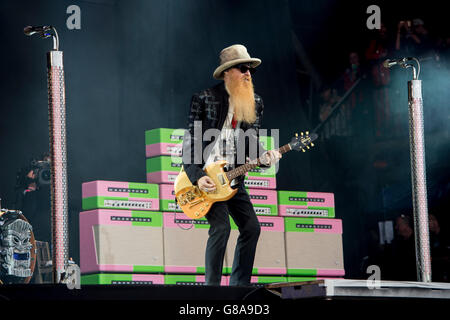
[204,183,261,286]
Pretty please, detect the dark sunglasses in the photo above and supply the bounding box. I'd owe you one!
[232,63,256,75]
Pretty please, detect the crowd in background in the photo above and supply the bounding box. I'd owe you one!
[318,18,450,140]
[364,212,450,282]
[314,18,450,282]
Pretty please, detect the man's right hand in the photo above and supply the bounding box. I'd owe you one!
[197,176,216,193]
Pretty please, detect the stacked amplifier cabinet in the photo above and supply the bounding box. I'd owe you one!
[81,273,165,285]
[245,136,278,217]
[225,216,286,276]
[244,136,277,190]
[159,183,182,213]
[79,180,163,285]
[78,127,346,285]
[224,136,282,280]
[247,188,278,216]
[165,274,229,286]
[82,180,160,211]
[277,190,344,278]
[283,217,344,277]
[145,128,184,158]
[146,128,227,285]
[146,155,183,184]
[287,276,341,282]
[162,212,227,285]
[146,128,184,184]
[164,212,208,274]
[79,209,164,282]
[250,276,287,287]
[278,190,335,218]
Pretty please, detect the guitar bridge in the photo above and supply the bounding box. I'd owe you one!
[176,187,203,206]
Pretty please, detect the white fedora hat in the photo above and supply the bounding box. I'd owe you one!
[213,44,261,80]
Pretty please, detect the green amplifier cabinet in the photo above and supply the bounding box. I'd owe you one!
[82,180,159,211]
[246,188,278,216]
[145,128,185,157]
[250,276,288,287]
[284,217,344,277]
[80,210,164,275]
[164,274,228,286]
[81,273,164,285]
[225,216,286,275]
[146,156,182,184]
[278,190,335,218]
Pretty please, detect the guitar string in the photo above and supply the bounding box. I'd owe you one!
[226,143,291,181]
[173,141,296,230]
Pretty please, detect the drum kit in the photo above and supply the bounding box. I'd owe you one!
[0,202,36,284]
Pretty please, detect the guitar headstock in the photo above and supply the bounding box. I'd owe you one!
[289,131,318,152]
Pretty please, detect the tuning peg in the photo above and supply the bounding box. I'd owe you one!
[301,148,305,152]
[311,143,315,147]
[306,146,310,149]
[300,132,304,136]
[306,131,309,135]
[295,133,298,138]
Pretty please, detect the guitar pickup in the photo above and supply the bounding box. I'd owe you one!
[217,173,226,186]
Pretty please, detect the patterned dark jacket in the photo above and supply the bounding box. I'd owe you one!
[182,82,267,186]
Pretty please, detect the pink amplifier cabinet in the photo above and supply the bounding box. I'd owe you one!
[246,188,278,216]
[287,276,344,282]
[284,217,344,277]
[159,184,182,212]
[81,273,165,285]
[146,143,182,158]
[164,274,229,286]
[244,175,277,190]
[163,212,228,274]
[146,156,182,184]
[250,276,288,287]
[278,190,335,218]
[82,180,159,211]
[145,128,184,157]
[79,209,164,274]
[225,216,286,275]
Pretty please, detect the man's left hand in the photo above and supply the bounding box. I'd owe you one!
[260,150,282,166]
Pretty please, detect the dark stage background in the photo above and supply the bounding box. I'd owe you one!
[0,0,449,280]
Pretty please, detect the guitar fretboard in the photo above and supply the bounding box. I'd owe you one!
[225,143,291,181]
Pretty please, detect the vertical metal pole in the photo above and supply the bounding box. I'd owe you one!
[47,50,69,283]
[407,79,432,282]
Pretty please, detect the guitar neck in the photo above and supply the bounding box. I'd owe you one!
[225,143,292,181]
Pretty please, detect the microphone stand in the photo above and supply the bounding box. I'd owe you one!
[403,58,432,282]
[26,26,70,284]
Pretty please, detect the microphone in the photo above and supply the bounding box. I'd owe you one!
[383,57,412,68]
[24,25,51,36]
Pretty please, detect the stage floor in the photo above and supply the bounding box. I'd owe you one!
[1,279,449,301]
[267,279,450,300]
[1,279,449,318]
